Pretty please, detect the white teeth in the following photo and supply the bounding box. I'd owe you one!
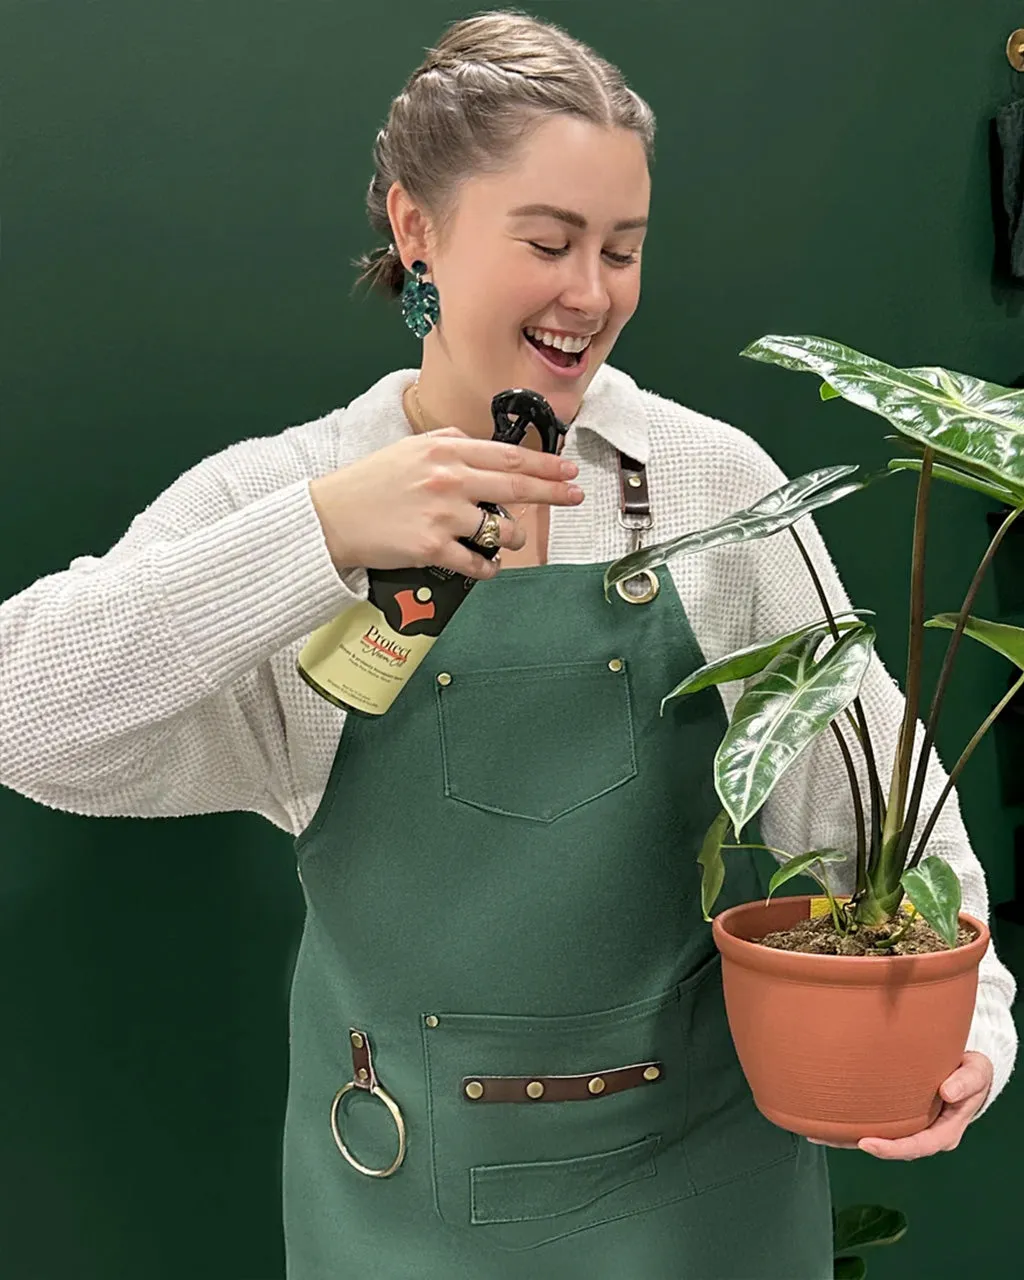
[524,326,592,353]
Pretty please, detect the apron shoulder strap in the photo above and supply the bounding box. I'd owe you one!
[617,451,653,549]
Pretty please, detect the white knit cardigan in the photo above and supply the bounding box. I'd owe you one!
[1,362,1016,1113]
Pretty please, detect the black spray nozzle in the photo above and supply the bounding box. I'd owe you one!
[490,388,568,455]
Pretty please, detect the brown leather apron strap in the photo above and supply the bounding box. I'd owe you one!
[614,449,660,605]
[348,1027,377,1089]
[461,1059,664,1103]
[617,450,651,522]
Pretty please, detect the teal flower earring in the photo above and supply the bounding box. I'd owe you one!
[400,259,440,338]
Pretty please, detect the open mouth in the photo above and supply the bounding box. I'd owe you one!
[522,327,591,369]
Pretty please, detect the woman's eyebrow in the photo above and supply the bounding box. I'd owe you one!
[507,203,648,232]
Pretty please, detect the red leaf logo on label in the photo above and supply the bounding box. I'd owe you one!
[394,588,436,631]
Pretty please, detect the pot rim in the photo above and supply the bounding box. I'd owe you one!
[712,895,990,981]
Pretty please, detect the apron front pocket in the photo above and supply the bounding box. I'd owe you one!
[435,659,638,822]
[420,984,694,1251]
[470,1133,660,1224]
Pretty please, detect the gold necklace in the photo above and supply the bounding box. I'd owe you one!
[408,380,529,521]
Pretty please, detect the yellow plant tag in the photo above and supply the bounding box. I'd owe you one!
[809,896,849,919]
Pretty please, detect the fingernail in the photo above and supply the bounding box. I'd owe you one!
[946,1086,963,1102]
[561,460,579,478]
[568,485,584,501]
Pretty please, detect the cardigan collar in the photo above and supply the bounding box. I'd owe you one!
[338,361,650,466]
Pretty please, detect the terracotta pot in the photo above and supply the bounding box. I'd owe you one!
[711,895,990,1143]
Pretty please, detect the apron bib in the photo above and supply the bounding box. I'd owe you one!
[286,458,831,1279]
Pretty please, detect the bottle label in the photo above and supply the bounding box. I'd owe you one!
[298,599,438,715]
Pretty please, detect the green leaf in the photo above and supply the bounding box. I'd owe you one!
[834,1205,908,1252]
[901,856,962,947]
[888,457,1022,507]
[697,810,731,921]
[742,334,1024,499]
[660,612,873,711]
[603,465,878,599]
[716,626,877,835]
[766,849,847,901]
[833,1258,867,1280]
[925,613,1024,670]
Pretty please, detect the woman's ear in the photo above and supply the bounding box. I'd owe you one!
[386,181,433,270]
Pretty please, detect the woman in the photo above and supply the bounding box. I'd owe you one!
[1,11,1015,1279]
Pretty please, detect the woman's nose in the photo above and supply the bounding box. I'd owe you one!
[559,254,611,320]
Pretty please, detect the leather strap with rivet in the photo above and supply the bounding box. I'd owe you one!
[461,1060,664,1103]
[617,451,651,521]
[330,1027,407,1178]
[614,450,659,604]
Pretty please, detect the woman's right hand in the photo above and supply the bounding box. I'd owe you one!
[309,426,584,579]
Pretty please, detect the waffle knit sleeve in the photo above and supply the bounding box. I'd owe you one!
[0,438,364,832]
[732,438,1017,1117]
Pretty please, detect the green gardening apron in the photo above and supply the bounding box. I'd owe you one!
[287,553,832,1279]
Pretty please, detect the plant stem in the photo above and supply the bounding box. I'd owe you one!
[829,720,867,893]
[789,527,884,872]
[873,905,916,949]
[908,669,1024,867]
[898,503,1024,865]
[881,449,934,872]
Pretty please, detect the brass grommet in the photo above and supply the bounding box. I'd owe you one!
[425,1015,439,1029]
[643,1065,661,1082]
[437,672,452,687]
[357,1067,369,1082]
[588,1076,606,1095]
[615,569,660,606]
[608,657,624,672]
[465,1080,484,1100]
[350,1032,364,1050]
[526,1080,545,1099]
[627,474,642,488]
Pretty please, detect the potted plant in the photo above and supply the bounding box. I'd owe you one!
[605,335,1024,1141]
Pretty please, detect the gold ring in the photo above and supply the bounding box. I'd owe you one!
[474,511,502,549]
[330,1080,407,1178]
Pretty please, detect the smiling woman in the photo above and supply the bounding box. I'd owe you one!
[0,6,1016,1280]
[385,111,651,433]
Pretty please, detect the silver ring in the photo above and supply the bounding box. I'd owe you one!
[474,511,502,549]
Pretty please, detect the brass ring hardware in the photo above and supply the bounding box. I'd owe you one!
[1008,29,1024,70]
[615,569,660,606]
[331,1026,407,1178]
[330,1080,407,1178]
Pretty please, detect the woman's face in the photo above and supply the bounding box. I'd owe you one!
[422,115,650,428]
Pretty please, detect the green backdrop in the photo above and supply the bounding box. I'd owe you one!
[2,2,1022,1276]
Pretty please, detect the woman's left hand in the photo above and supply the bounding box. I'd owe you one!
[807,1051,993,1159]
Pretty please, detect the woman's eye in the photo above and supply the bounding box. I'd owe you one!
[527,242,638,267]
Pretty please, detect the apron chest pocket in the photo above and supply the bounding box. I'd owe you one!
[420,984,692,1252]
[435,659,638,823]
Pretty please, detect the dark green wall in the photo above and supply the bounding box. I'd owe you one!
[2,2,1022,1276]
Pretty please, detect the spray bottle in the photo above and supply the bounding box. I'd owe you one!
[296,387,566,716]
